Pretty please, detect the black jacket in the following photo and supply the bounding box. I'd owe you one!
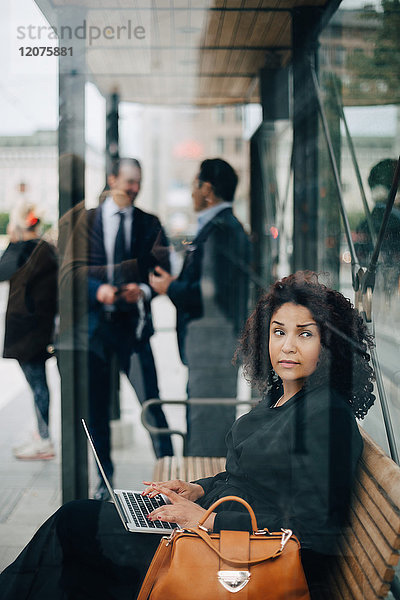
[168,207,251,365]
[0,239,58,362]
[194,383,363,555]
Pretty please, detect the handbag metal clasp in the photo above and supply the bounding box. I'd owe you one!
[218,571,251,593]
[165,527,183,546]
[280,528,293,552]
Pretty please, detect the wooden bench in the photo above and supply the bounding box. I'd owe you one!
[151,427,400,600]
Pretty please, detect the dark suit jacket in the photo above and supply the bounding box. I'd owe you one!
[58,202,169,348]
[168,207,251,366]
[87,204,170,341]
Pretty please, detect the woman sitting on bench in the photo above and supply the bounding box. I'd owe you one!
[0,271,375,599]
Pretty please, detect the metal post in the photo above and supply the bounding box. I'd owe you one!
[57,6,89,502]
[292,8,321,273]
[249,66,289,294]
[105,91,120,184]
[105,92,121,422]
[250,121,278,295]
[319,72,342,288]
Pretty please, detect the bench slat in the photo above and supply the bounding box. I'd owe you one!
[153,456,225,484]
[361,429,400,504]
[353,477,400,552]
[333,545,366,599]
[352,480,400,560]
[212,457,226,475]
[330,558,361,600]
[349,504,396,579]
[337,539,383,599]
[153,456,170,481]
[338,529,392,598]
[357,463,400,536]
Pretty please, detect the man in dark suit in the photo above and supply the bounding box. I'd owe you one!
[150,158,251,456]
[86,158,173,499]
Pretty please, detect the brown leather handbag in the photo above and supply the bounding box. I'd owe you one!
[137,495,310,599]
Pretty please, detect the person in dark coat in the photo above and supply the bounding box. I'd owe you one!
[355,158,400,296]
[150,158,251,456]
[0,203,58,460]
[0,271,375,599]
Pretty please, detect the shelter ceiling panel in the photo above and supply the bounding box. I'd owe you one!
[252,12,291,46]
[213,0,279,6]
[230,49,271,72]
[43,0,332,105]
[150,10,171,46]
[170,9,208,48]
[52,0,141,6]
[197,76,254,101]
[248,12,284,45]
[216,10,241,46]
[87,48,153,75]
[90,73,253,105]
[50,0,327,8]
[267,12,291,46]
[154,0,211,7]
[202,10,222,46]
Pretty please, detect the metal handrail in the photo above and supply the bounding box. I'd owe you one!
[141,398,257,456]
[330,75,377,247]
[310,62,361,291]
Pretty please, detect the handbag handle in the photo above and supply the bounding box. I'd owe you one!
[198,495,259,532]
[187,526,288,566]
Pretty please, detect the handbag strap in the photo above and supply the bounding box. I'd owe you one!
[198,495,259,532]
[137,538,171,600]
[187,527,287,566]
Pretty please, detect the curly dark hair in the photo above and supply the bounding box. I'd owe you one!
[236,271,375,419]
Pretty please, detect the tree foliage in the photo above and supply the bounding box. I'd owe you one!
[346,0,400,104]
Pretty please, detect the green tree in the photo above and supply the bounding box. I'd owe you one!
[346,0,400,104]
[0,213,9,235]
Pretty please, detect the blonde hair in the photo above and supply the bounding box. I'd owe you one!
[8,201,42,240]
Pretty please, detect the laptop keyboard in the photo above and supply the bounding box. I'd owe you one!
[122,492,178,530]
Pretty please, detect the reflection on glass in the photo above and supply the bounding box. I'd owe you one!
[318,0,400,453]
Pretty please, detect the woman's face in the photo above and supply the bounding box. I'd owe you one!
[269,302,321,397]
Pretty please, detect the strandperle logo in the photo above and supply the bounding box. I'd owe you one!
[16,20,146,46]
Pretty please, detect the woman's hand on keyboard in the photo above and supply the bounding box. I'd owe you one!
[142,479,204,502]
[146,485,216,530]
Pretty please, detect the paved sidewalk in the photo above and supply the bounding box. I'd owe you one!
[0,296,188,572]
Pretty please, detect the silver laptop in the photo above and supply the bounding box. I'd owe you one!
[82,419,177,534]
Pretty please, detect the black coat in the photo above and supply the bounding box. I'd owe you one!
[168,207,251,366]
[0,239,58,362]
[194,383,363,555]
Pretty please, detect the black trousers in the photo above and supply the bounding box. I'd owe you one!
[0,500,331,600]
[89,315,173,482]
[0,500,160,600]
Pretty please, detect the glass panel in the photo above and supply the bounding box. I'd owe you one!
[1,0,256,533]
[317,0,400,456]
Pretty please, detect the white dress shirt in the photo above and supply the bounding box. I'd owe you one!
[102,196,151,301]
[102,197,133,284]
